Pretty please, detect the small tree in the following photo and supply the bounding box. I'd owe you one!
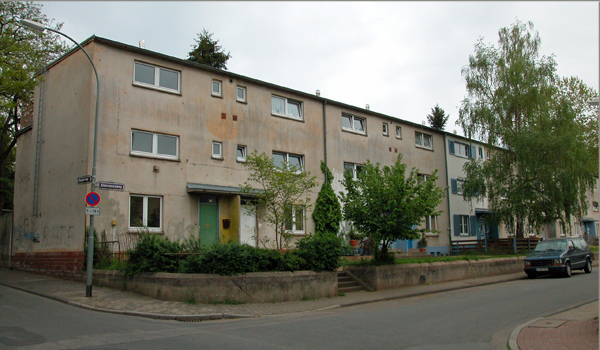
[426,104,449,130]
[312,161,342,237]
[339,155,445,264]
[241,151,317,249]
[187,28,231,69]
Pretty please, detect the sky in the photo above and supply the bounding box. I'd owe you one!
[39,1,599,136]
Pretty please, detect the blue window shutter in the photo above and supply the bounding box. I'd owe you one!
[453,215,460,236]
[469,215,477,236]
[449,141,455,155]
[451,179,457,194]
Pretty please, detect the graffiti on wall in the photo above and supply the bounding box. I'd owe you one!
[13,218,77,252]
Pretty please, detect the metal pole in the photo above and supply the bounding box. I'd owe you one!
[43,28,100,297]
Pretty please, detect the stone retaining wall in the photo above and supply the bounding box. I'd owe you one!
[93,270,338,304]
[345,257,526,291]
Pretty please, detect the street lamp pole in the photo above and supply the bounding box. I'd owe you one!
[21,19,100,297]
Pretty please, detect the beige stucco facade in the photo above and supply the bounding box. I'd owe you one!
[13,36,452,264]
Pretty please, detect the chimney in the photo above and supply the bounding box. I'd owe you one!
[139,40,145,49]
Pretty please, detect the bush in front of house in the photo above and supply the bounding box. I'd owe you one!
[123,233,342,276]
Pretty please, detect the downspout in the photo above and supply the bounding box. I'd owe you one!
[322,100,328,182]
[444,134,453,255]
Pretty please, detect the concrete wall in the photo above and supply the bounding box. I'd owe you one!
[93,269,337,303]
[345,257,525,291]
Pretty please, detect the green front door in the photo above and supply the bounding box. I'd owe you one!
[199,196,219,245]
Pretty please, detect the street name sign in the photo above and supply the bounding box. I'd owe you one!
[98,181,125,191]
[85,207,100,216]
[77,175,92,184]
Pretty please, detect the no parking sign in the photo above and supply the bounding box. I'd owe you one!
[85,192,101,207]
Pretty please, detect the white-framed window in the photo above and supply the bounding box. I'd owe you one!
[129,195,162,231]
[478,147,484,159]
[273,151,304,171]
[284,205,305,233]
[455,142,470,157]
[212,141,223,159]
[396,126,402,139]
[415,132,432,149]
[459,215,469,236]
[133,61,180,93]
[131,130,179,160]
[344,162,364,179]
[236,145,247,162]
[451,178,464,195]
[486,150,490,160]
[593,201,599,212]
[341,113,366,134]
[418,174,430,183]
[425,215,438,233]
[271,95,303,120]
[212,79,222,97]
[382,123,389,136]
[236,86,246,102]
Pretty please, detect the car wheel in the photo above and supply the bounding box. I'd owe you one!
[526,272,537,279]
[583,259,592,274]
[563,261,572,278]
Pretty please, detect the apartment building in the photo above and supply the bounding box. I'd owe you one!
[12,36,452,276]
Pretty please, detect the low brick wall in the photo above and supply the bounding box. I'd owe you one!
[93,270,338,304]
[345,257,526,291]
[12,251,84,281]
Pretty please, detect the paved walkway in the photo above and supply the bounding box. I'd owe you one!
[1,267,598,349]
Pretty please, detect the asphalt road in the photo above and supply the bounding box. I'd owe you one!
[1,270,597,350]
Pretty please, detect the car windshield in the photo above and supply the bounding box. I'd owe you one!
[534,240,567,252]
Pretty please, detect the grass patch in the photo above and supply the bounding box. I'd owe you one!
[340,252,530,267]
[337,292,345,297]
[590,245,598,252]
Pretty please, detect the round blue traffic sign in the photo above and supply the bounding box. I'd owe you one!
[86,192,101,207]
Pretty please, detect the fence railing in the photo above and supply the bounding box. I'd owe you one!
[452,237,542,254]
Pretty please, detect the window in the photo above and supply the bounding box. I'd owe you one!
[455,142,470,157]
[382,123,389,136]
[236,86,246,102]
[478,147,484,159]
[344,162,364,179]
[418,174,429,183]
[451,178,464,195]
[486,150,490,160]
[593,201,599,212]
[273,151,304,171]
[133,61,180,93]
[284,205,305,233]
[415,132,432,149]
[425,215,438,233]
[131,130,178,159]
[271,95,303,120]
[459,215,469,236]
[212,80,222,97]
[396,126,402,139]
[212,141,223,159]
[129,195,162,231]
[341,113,366,134]
[236,145,247,162]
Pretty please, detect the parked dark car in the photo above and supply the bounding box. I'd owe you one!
[523,237,593,278]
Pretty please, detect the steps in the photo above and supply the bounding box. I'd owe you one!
[337,270,365,293]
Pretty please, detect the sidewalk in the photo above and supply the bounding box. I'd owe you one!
[1,267,598,350]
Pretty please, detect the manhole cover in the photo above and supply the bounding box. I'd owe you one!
[529,319,567,328]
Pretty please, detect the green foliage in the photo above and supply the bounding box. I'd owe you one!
[339,154,445,265]
[241,151,317,249]
[417,233,428,249]
[124,233,184,277]
[187,28,231,69]
[426,104,449,130]
[295,234,343,272]
[0,2,69,210]
[312,161,342,237]
[458,20,597,237]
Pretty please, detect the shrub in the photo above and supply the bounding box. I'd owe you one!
[296,234,343,271]
[124,233,183,277]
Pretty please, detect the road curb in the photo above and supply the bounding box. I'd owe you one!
[508,317,542,350]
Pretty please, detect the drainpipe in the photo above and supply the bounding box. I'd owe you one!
[322,100,328,183]
[444,134,452,255]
